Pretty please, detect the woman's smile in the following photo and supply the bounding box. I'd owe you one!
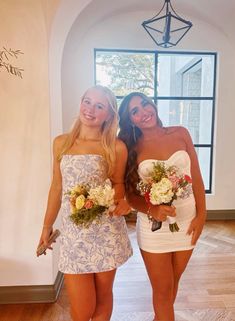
[141,113,154,124]
[82,112,96,121]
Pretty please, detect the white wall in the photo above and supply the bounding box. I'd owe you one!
[62,9,235,210]
[0,0,95,288]
[0,0,56,286]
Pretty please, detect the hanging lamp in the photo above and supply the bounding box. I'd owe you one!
[142,0,193,48]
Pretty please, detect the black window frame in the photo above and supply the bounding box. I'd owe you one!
[94,48,217,193]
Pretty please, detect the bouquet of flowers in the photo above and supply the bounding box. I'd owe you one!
[137,162,192,232]
[67,179,115,228]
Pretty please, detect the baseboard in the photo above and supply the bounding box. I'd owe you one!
[125,209,235,222]
[0,271,64,304]
[206,209,235,220]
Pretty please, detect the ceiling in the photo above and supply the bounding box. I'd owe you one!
[76,0,235,41]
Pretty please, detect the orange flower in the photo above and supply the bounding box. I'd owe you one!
[84,199,94,209]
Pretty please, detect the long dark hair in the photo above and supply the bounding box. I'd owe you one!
[118,92,163,193]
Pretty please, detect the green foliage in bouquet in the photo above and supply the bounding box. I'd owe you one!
[70,205,107,228]
[152,162,175,182]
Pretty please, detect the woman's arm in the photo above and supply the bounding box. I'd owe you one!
[37,135,64,251]
[127,191,176,222]
[110,139,132,216]
[181,127,207,244]
[126,191,148,213]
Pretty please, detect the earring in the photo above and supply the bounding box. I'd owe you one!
[132,124,137,142]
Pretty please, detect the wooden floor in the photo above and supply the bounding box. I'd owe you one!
[0,220,235,321]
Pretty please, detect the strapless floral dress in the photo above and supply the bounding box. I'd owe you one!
[58,154,132,273]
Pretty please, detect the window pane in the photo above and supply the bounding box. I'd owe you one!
[157,54,215,97]
[157,99,213,144]
[195,147,211,191]
[95,51,155,96]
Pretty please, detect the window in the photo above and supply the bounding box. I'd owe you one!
[95,49,217,192]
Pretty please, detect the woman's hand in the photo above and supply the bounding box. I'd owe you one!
[187,214,206,245]
[110,199,132,216]
[36,226,53,255]
[149,204,176,222]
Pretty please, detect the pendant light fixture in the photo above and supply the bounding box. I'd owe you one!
[142,0,192,48]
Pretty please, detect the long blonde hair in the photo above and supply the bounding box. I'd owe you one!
[59,85,118,176]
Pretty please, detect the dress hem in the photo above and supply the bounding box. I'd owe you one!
[58,252,133,275]
[139,245,195,254]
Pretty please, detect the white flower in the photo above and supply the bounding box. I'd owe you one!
[88,183,115,207]
[176,187,183,197]
[149,178,174,205]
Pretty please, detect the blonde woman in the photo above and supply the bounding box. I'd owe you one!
[37,85,132,321]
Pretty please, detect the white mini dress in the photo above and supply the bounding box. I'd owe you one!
[137,150,196,253]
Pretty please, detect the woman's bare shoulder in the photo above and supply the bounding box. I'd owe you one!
[53,134,69,149]
[115,138,128,154]
[165,125,189,136]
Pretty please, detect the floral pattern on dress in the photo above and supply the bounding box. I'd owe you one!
[58,154,133,274]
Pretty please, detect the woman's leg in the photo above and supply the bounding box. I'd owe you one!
[64,273,96,321]
[140,249,175,321]
[172,249,193,302]
[91,269,117,321]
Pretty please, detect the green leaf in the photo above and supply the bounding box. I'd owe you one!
[69,205,107,228]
